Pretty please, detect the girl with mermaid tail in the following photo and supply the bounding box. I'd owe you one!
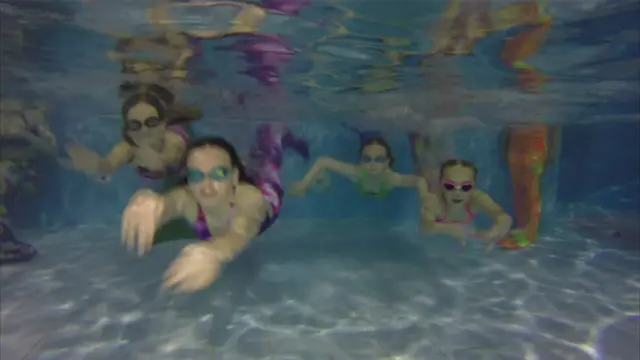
[65,85,202,183]
[120,124,308,292]
[289,125,429,200]
[497,124,561,250]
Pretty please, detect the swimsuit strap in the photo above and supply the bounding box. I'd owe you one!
[466,202,476,219]
[435,202,476,223]
[194,204,212,240]
[193,202,236,241]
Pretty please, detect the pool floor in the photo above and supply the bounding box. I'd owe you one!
[1,220,639,360]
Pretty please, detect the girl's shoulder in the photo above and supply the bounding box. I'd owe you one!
[237,183,264,198]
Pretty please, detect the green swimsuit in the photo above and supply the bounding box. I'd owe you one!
[356,171,390,198]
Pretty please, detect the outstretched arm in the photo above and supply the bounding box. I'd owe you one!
[297,157,357,187]
[389,173,431,201]
[200,186,268,262]
[98,142,133,176]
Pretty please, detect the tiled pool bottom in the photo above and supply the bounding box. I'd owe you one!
[1,220,638,360]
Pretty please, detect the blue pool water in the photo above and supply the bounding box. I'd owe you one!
[1,213,639,360]
[1,0,640,359]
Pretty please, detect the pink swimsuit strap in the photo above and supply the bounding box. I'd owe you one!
[167,125,189,143]
[435,203,476,224]
[194,203,235,241]
[194,205,212,240]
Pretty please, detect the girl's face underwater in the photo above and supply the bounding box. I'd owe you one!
[124,102,167,144]
[360,143,389,175]
[441,165,475,206]
[186,146,239,209]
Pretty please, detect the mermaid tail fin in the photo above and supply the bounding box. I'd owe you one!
[282,129,309,161]
[252,124,309,170]
[497,230,533,250]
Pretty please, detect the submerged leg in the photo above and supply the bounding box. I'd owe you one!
[498,125,548,249]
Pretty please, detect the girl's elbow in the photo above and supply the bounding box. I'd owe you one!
[312,157,332,172]
[316,156,331,166]
[498,213,513,227]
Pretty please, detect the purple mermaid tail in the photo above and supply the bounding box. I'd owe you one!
[261,0,311,15]
[250,123,309,172]
[244,124,308,226]
[218,35,296,87]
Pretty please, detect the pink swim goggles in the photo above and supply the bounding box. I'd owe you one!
[442,181,474,192]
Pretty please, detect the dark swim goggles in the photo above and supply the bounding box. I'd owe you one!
[361,155,387,163]
[187,166,232,183]
[125,116,163,131]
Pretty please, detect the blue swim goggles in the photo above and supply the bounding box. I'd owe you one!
[187,166,231,183]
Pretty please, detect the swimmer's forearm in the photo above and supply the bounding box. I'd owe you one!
[417,178,431,201]
[98,157,127,176]
[204,222,260,262]
[101,143,132,175]
[158,192,182,224]
[488,213,513,237]
[97,157,116,175]
[299,158,329,186]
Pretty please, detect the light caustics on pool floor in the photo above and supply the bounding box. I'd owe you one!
[0,221,639,360]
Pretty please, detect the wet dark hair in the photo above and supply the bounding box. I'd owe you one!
[121,84,201,145]
[439,159,478,180]
[359,137,395,168]
[177,137,255,186]
[121,84,173,120]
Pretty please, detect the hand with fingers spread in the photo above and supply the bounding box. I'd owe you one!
[163,243,225,292]
[121,190,164,256]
